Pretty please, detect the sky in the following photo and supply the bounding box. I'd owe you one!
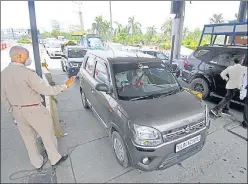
[1,1,240,33]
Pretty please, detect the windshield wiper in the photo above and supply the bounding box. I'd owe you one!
[130,94,156,101]
[159,89,179,98]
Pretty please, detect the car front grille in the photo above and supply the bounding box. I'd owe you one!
[156,141,204,170]
[162,119,205,142]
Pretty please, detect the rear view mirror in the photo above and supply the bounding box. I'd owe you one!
[95,83,109,93]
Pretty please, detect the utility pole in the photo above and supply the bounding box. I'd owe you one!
[73,1,84,31]
[28,0,45,106]
[237,1,247,22]
[170,1,185,61]
[109,1,113,41]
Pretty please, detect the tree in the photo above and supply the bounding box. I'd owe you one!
[91,16,112,41]
[114,22,123,38]
[183,27,189,39]
[146,26,157,44]
[209,13,225,24]
[127,16,142,44]
[161,18,172,39]
[92,16,103,35]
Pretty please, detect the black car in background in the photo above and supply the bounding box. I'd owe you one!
[61,46,87,77]
[181,45,247,105]
[138,48,181,78]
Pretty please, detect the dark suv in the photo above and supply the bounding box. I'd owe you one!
[182,46,247,105]
[79,50,209,171]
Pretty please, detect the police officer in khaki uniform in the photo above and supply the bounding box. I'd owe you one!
[1,46,76,170]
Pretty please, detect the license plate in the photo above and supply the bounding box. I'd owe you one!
[175,135,201,153]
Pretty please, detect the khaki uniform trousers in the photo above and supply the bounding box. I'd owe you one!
[12,104,62,168]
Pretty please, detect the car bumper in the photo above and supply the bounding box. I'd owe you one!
[50,53,62,58]
[126,127,208,171]
[181,69,191,82]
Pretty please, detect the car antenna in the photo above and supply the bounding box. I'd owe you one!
[135,51,141,63]
[110,47,115,57]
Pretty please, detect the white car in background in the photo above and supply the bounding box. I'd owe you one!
[46,40,63,58]
[105,42,125,50]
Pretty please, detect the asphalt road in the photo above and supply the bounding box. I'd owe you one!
[1,45,247,183]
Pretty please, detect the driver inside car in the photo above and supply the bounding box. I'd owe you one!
[132,69,151,87]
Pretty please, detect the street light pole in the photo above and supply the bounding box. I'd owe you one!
[237,1,247,22]
[73,1,84,31]
[109,1,113,41]
[28,0,45,105]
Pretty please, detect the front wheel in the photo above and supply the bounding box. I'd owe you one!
[80,89,89,109]
[111,131,130,168]
[190,78,210,99]
[61,60,66,72]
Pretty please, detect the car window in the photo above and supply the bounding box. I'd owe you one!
[113,62,179,100]
[94,61,109,84]
[211,52,246,67]
[68,49,87,58]
[85,56,96,75]
[194,49,210,57]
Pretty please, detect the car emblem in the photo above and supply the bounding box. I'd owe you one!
[184,126,190,133]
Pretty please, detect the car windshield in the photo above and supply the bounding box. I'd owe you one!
[49,42,61,48]
[156,53,168,60]
[68,49,87,58]
[88,38,103,48]
[113,62,180,100]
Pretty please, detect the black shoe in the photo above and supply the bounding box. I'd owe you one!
[241,121,247,129]
[210,109,221,117]
[52,155,68,167]
[36,153,48,172]
[221,111,232,117]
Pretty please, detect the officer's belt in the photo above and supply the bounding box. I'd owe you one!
[14,104,39,108]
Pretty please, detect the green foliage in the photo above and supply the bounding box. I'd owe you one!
[17,39,31,44]
[41,14,218,50]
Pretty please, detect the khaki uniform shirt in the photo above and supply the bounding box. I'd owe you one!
[1,62,67,113]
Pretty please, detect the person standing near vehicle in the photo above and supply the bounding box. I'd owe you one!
[210,58,247,117]
[240,68,247,128]
[1,46,76,170]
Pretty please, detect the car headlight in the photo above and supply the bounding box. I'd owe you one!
[129,122,163,147]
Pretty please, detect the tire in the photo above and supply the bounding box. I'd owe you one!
[190,78,210,99]
[111,131,130,168]
[61,61,66,72]
[80,89,89,109]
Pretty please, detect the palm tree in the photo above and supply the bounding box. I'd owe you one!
[114,22,123,37]
[183,27,189,38]
[127,16,142,44]
[91,16,104,35]
[146,26,157,43]
[161,18,172,39]
[209,13,225,24]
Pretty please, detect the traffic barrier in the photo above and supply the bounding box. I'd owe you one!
[42,66,64,137]
[185,88,203,99]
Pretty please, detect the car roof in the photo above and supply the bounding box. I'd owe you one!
[87,50,160,64]
[66,46,87,49]
[139,47,157,51]
[198,45,247,50]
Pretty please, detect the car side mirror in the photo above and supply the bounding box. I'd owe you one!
[95,83,110,93]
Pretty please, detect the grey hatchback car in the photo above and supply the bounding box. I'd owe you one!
[79,50,210,171]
